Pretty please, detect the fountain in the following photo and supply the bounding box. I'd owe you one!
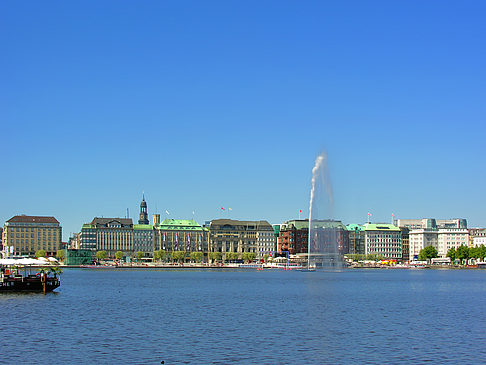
[307,152,343,269]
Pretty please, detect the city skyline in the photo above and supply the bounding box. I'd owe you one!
[2,1,485,240]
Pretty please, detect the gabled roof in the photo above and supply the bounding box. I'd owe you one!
[7,215,59,224]
[90,217,133,227]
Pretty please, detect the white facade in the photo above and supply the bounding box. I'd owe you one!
[409,229,438,261]
[409,228,469,260]
[257,230,275,259]
[437,228,469,257]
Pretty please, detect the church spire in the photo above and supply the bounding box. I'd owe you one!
[138,193,149,225]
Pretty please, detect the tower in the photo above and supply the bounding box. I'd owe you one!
[139,193,149,225]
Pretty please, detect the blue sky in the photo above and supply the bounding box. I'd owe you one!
[1,1,485,240]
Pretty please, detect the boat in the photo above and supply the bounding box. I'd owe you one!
[0,260,61,293]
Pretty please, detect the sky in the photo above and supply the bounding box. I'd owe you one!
[1,1,485,240]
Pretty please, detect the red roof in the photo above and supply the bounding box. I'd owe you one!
[7,215,59,224]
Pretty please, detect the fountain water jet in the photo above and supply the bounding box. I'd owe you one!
[307,152,342,269]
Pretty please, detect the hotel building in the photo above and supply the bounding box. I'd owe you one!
[363,223,402,260]
[2,215,62,257]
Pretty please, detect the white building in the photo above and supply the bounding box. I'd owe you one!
[471,229,486,247]
[397,218,468,260]
[257,229,275,259]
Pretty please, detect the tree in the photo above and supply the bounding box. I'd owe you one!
[456,245,470,264]
[479,245,486,261]
[225,252,239,262]
[190,252,203,262]
[263,254,269,262]
[247,252,256,262]
[35,249,46,258]
[56,249,65,261]
[209,252,222,263]
[418,246,438,262]
[96,250,107,262]
[172,251,186,263]
[135,251,144,262]
[446,247,456,263]
[115,251,124,260]
[154,250,166,262]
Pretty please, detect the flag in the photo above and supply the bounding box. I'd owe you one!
[228,208,232,211]
[165,210,170,215]
[368,212,372,216]
[299,210,302,213]
[221,207,225,211]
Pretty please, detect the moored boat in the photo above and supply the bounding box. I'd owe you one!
[0,261,61,293]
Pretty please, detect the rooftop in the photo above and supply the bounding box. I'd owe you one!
[7,215,59,224]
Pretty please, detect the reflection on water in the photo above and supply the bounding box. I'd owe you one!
[0,269,485,364]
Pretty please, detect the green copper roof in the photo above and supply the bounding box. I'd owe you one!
[82,224,96,229]
[346,224,364,231]
[133,224,153,230]
[363,223,400,231]
[156,219,204,231]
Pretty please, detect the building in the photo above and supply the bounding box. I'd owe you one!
[346,224,365,255]
[209,219,272,255]
[397,218,469,260]
[278,219,349,256]
[2,215,62,257]
[469,229,486,247]
[90,217,134,257]
[278,220,308,255]
[133,224,154,257]
[80,223,97,251]
[400,227,410,263]
[256,223,275,259]
[363,223,402,260]
[154,219,208,253]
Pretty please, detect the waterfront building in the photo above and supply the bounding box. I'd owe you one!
[278,219,349,255]
[80,223,97,251]
[2,215,62,257]
[363,223,402,260]
[256,224,275,260]
[469,229,486,247]
[346,224,365,255]
[155,219,207,253]
[90,217,134,257]
[277,220,308,254]
[133,224,154,257]
[400,227,410,262]
[397,218,469,260]
[209,219,272,254]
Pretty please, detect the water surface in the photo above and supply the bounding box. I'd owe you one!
[0,268,484,364]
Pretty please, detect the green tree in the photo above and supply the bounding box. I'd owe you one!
[96,250,107,262]
[225,252,239,261]
[456,245,470,264]
[35,249,46,258]
[135,251,144,262]
[479,245,486,261]
[470,246,480,259]
[56,249,65,261]
[209,252,222,263]
[115,251,124,260]
[190,252,203,262]
[263,254,269,262]
[172,251,186,263]
[247,252,256,262]
[154,250,166,262]
[446,247,456,263]
[418,246,438,262]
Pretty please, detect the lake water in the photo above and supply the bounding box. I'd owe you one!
[0,268,485,364]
